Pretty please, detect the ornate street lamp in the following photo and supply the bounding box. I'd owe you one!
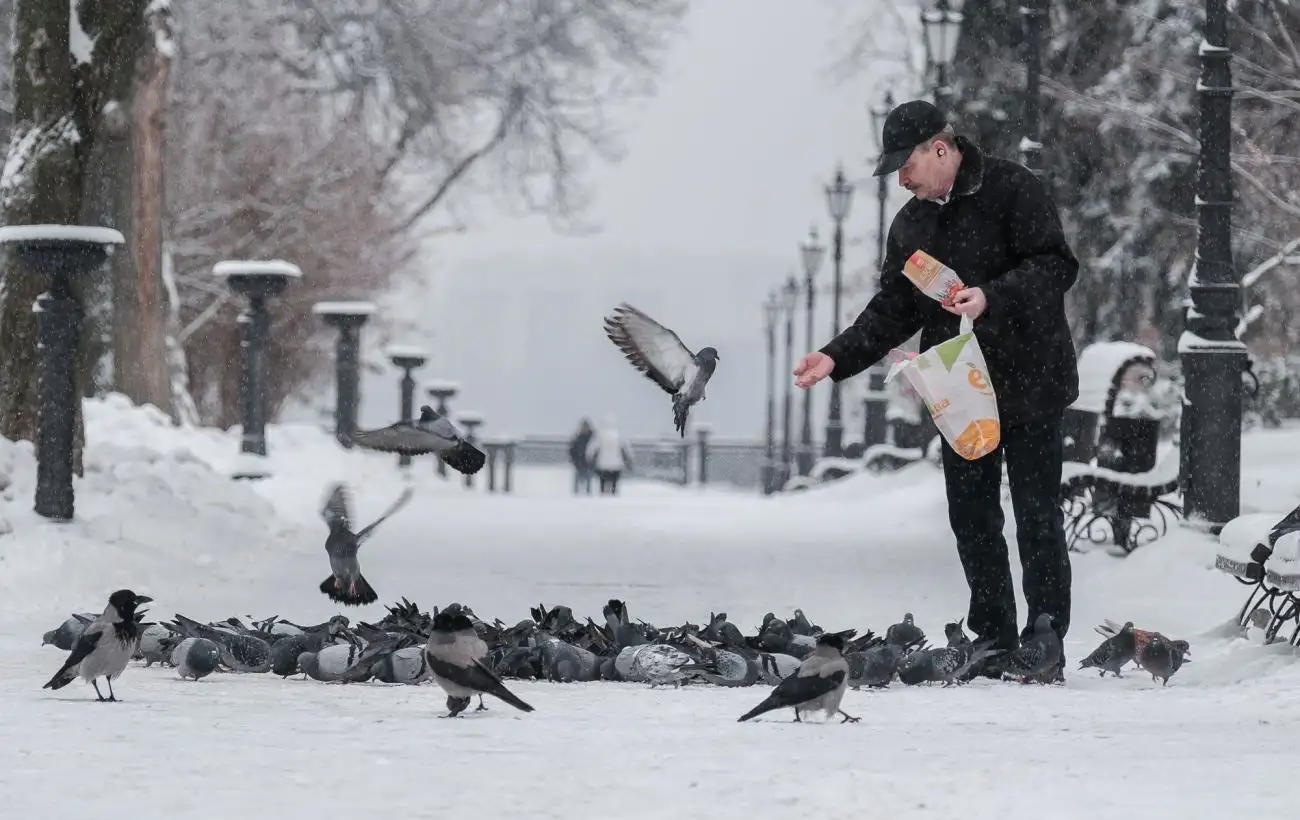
[922,0,965,114]
[823,166,855,458]
[797,227,825,476]
[779,276,800,487]
[762,292,782,494]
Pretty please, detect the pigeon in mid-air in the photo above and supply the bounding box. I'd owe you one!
[43,589,152,702]
[424,609,535,718]
[349,405,486,474]
[319,482,414,607]
[1079,621,1137,678]
[737,631,860,724]
[602,303,719,437]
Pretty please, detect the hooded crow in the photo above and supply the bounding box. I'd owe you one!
[424,609,535,718]
[43,589,152,702]
[738,631,859,723]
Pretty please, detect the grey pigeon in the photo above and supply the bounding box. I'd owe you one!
[372,646,429,684]
[926,640,1000,686]
[298,643,364,682]
[624,643,699,688]
[685,647,761,687]
[602,599,649,649]
[43,590,152,702]
[755,652,802,684]
[424,610,534,718]
[172,614,271,673]
[738,631,859,723]
[42,613,95,651]
[885,612,926,648]
[944,619,972,649]
[319,482,414,606]
[896,648,937,686]
[139,623,176,667]
[1137,633,1191,686]
[172,637,222,681]
[847,643,906,688]
[535,635,600,683]
[349,405,486,475]
[1001,613,1063,682]
[1079,621,1137,678]
[603,303,719,437]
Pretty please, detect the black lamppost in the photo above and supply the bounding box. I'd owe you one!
[695,423,712,486]
[797,227,826,476]
[1179,0,1248,531]
[1019,0,1045,174]
[0,225,124,520]
[862,91,896,449]
[313,301,376,448]
[215,259,302,480]
[386,345,426,468]
[761,291,781,494]
[823,166,855,459]
[456,412,483,488]
[922,0,964,115]
[426,380,459,477]
[779,276,799,487]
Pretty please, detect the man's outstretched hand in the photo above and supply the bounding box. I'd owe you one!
[794,352,835,389]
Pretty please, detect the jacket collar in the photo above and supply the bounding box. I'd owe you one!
[948,135,984,198]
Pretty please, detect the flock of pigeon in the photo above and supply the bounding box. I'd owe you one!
[40,591,1192,722]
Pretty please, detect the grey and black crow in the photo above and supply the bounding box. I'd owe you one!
[737,631,859,723]
[424,609,535,718]
[43,589,152,702]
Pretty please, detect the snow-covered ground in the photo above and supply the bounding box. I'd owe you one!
[2,394,1299,819]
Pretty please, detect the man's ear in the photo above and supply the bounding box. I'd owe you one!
[932,138,951,156]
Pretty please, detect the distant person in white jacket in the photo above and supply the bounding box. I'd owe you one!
[586,415,634,495]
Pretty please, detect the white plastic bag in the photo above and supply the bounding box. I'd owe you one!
[884,314,1001,461]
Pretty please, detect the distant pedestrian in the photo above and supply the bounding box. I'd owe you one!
[569,418,595,495]
[587,414,634,495]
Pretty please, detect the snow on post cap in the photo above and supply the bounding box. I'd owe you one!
[0,225,125,245]
[213,259,302,278]
[384,344,427,361]
[456,411,484,426]
[312,301,377,316]
[425,380,461,395]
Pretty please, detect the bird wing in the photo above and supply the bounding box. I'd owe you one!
[426,655,504,692]
[356,486,415,543]
[603,303,697,395]
[321,482,353,531]
[46,625,104,686]
[350,423,452,456]
[1006,641,1046,673]
[767,667,844,707]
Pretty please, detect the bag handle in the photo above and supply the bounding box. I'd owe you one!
[959,313,974,335]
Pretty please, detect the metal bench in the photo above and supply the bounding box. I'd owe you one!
[1058,342,1182,556]
[861,379,938,472]
[1214,506,1300,644]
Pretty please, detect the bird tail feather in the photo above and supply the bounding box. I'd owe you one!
[489,682,535,712]
[737,695,781,723]
[671,393,689,437]
[439,440,487,475]
[42,665,78,691]
[320,574,379,607]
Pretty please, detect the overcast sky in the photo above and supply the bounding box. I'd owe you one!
[330,0,926,441]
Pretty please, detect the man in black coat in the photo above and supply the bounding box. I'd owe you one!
[794,100,1079,682]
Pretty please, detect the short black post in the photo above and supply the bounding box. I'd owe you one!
[214,259,302,480]
[862,370,889,448]
[457,413,483,488]
[0,225,124,521]
[386,346,427,468]
[484,441,500,492]
[503,439,516,493]
[696,423,712,487]
[426,381,460,477]
[313,301,376,448]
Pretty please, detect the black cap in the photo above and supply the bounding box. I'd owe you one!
[872,100,949,177]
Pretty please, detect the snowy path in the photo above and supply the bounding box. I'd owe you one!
[4,399,1300,818]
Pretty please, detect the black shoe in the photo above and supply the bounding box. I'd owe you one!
[966,640,1018,681]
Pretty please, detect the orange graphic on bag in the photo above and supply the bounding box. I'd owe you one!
[952,418,1000,460]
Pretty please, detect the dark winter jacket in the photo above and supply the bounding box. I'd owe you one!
[569,430,593,468]
[820,136,1079,426]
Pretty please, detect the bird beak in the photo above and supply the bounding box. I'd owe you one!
[135,595,154,605]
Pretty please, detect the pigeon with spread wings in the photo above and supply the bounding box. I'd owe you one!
[603,303,719,437]
[350,405,486,475]
[319,481,414,606]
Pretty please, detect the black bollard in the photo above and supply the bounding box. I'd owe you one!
[313,301,375,448]
[503,439,516,494]
[386,345,427,468]
[695,423,712,487]
[0,225,124,520]
[425,381,459,477]
[456,413,483,488]
[215,259,302,480]
[484,440,500,492]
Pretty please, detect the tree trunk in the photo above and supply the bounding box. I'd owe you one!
[0,0,151,463]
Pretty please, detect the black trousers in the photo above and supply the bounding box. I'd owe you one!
[597,470,621,495]
[940,413,1071,650]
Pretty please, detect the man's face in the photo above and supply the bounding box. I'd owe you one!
[897,140,950,200]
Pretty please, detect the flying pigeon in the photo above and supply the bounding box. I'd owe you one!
[737,631,859,723]
[602,303,719,437]
[350,405,486,475]
[319,481,414,606]
[43,589,152,702]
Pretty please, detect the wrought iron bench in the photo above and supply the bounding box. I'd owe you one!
[1058,341,1182,556]
[1214,505,1300,645]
